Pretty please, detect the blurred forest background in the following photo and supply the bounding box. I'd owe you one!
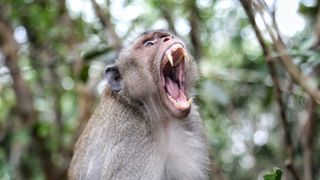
[0,0,320,179]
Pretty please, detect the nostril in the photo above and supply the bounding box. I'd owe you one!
[163,37,170,42]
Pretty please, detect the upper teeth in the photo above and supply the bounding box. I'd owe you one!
[164,44,188,67]
[167,52,174,66]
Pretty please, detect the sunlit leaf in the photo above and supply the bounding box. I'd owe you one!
[263,167,282,180]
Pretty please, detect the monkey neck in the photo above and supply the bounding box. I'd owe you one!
[143,94,171,118]
[108,90,146,114]
[105,88,185,131]
[142,94,182,131]
[143,95,165,119]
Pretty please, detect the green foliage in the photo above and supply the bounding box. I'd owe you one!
[0,0,319,179]
[263,167,283,180]
[83,46,113,61]
[79,64,90,83]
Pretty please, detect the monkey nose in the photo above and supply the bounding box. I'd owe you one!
[163,36,175,42]
[163,37,170,42]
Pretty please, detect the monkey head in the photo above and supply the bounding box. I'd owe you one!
[105,30,199,118]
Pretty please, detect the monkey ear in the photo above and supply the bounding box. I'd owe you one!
[105,65,123,92]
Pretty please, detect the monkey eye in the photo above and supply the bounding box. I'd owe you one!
[144,39,157,47]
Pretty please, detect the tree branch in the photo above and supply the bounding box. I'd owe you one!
[159,7,177,34]
[253,0,320,103]
[90,0,122,51]
[301,99,316,180]
[239,1,300,179]
[188,1,202,59]
[0,15,35,123]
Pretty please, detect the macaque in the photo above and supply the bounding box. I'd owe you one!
[68,30,209,180]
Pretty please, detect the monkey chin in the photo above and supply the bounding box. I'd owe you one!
[165,98,191,119]
[159,42,192,119]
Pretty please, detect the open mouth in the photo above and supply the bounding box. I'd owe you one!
[160,43,192,115]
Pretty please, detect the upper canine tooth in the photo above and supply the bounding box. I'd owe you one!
[166,52,174,66]
[182,49,189,61]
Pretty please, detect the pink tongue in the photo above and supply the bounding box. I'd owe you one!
[165,77,179,98]
[165,77,188,103]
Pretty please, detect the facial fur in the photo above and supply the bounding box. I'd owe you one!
[105,30,199,118]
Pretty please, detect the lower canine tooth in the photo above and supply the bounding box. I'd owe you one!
[187,98,193,104]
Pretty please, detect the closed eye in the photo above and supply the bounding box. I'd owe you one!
[144,39,158,47]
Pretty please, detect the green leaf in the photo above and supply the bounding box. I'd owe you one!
[83,46,113,61]
[79,64,90,83]
[263,167,283,180]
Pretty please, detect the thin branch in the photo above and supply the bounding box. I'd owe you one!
[90,0,122,51]
[239,1,300,179]
[253,0,320,103]
[313,2,320,49]
[188,1,202,59]
[159,7,177,34]
[0,15,35,123]
[301,99,317,180]
[256,4,319,179]
[0,11,37,179]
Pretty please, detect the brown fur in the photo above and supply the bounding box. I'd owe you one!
[68,30,209,180]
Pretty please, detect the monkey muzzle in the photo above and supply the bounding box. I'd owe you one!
[160,43,192,117]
